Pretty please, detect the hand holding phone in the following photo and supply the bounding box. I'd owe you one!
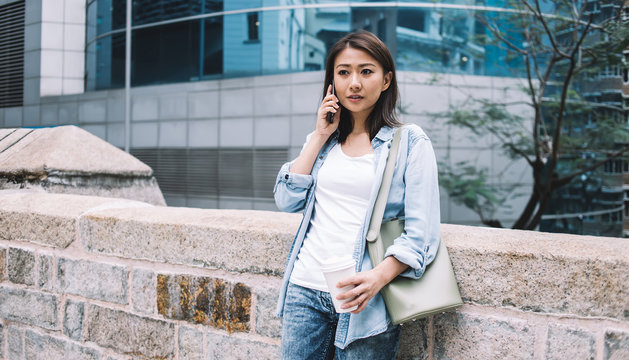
[326,81,337,124]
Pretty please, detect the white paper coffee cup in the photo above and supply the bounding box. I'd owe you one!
[320,256,358,313]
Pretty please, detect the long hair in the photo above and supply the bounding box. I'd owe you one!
[322,31,401,143]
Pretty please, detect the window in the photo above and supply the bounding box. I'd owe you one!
[248,12,259,41]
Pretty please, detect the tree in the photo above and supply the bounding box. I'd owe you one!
[435,0,629,230]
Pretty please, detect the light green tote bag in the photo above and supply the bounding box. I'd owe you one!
[366,126,462,325]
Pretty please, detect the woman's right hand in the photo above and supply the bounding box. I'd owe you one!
[315,84,340,136]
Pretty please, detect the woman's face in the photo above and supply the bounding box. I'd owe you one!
[333,47,392,121]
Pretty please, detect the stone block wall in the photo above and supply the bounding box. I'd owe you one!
[0,192,628,359]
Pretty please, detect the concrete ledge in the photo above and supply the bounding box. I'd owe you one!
[0,193,151,248]
[80,205,298,275]
[444,225,629,320]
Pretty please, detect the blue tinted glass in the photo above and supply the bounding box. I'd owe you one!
[86,33,125,91]
[86,0,126,40]
[132,21,201,86]
[133,0,203,26]
[87,2,537,90]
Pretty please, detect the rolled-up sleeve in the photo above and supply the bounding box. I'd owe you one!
[384,136,441,279]
[273,161,314,213]
[273,133,317,213]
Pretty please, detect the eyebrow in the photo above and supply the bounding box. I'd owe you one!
[335,63,377,69]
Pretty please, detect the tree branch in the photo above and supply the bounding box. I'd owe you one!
[553,144,629,189]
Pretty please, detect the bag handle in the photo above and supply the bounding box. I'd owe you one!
[366,126,403,243]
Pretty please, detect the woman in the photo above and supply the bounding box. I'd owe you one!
[274,31,441,359]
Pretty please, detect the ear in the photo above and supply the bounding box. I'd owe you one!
[382,71,392,92]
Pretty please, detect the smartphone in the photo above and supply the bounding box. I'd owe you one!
[326,80,336,123]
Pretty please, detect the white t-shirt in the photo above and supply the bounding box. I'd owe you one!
[290,143,375,292]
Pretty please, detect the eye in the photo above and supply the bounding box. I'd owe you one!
[338,70,349,75]
[361,69,373,75]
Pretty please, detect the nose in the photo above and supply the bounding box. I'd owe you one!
[349,74,361,91]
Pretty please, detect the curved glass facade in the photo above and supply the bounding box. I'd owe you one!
[85,0,526,90]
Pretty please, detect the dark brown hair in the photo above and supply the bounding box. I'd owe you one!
[322,30,401,143]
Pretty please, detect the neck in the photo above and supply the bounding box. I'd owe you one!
[349,112,369,135]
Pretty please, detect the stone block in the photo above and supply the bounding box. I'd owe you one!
[8,326,23,360]
[8,247,35,285]
[433,311,535,360]
[220,88,253,118]
[25,330,100,360]
[0,193,130,248]
[63,299,85,341]
[37,254,53,290]
[0,287,58,330]
[188,91,219,118]
[159,94,187,119]
[132,268,156,314]
[546,324,595,360]
[0,247,6,281]
[206,331,280,360]
[157,274,251,333]
[397,318,430,360]
[442,224,629,320]
[604,329,629,360]
[178,326,203,360]
[254,117,290,147]
[57,258,128,304]
[220,118,253,147]
[87,305,175,359]
[255,285,282,338]
[80,206,299,276]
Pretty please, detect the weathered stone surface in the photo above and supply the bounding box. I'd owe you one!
[0,126,151,176]
[546,324,595,360]
[0,193,139,248]
[132,268,156,314]
[206,331,280,360]
[0,286,58,330]
[255,285,282,338]
[64,299,85,341]
[81,207,299,275]
[157,274,251,333]
[24,330,101,360]
[604,329,629,360]
[57,258,128,304]
[37,254,53,290]
[8,247,35,285]
[87,305,175,359]
[178,326,203,360]
[0,323,3,357]
[397,318,430,360]
[443,224,629,320]
[433,311,535,360]
[0,247,6,281]
[8,326,23,360]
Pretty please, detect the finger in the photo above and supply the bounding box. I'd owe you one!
[327,84,332,95]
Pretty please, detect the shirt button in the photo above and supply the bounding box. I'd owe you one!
[388,143,391,148]
[319,156,323,160]
[284,174,289,180]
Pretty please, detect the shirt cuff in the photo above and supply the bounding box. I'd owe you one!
[278,168,314,190]
[384,244,425,279]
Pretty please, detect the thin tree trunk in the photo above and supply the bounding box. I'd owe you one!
[512,185,541,229]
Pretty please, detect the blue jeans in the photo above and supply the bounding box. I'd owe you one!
[281,282,401,360]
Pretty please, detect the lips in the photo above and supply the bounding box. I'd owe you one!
[347,95,363,102]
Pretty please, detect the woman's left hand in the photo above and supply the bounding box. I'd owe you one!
[335,256,409,314]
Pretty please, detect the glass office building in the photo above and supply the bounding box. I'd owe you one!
[1,0,627,235]
[85,0,524,91]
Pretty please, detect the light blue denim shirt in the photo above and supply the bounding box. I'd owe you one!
[274,124,441,349]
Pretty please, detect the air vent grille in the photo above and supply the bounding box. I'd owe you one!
[131,147,288,204]
[0,0,25,108]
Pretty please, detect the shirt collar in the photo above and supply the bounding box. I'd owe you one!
[373,126,395,143]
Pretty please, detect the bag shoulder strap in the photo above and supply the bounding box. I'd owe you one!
[366,125,403,243]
